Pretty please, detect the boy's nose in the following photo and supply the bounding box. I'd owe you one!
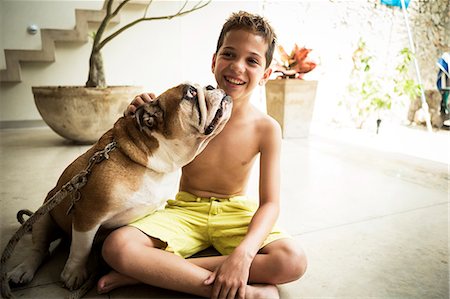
[230,60,244,74]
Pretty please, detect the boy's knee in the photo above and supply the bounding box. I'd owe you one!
[102,227,139,267]
[286,245,307,281]
[270,240,307,283]
[102,229,125,263]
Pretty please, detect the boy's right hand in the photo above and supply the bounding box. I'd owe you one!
[124,92,156,116]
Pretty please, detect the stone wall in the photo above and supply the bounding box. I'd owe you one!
[263,0,449,127]
[409,0,449,89]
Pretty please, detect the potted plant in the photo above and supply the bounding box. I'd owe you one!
[265,43,318,138]
[32,0,210,144]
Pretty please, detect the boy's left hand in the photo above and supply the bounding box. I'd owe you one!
[204,250,252,299]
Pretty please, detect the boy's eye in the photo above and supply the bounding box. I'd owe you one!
[221,51,234,58]
[248,58,259,65]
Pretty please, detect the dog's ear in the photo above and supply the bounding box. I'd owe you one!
[135,101,163,132]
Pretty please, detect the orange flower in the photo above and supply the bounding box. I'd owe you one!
[273,44,317,79]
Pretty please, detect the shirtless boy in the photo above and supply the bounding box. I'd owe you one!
[97,11,307,299]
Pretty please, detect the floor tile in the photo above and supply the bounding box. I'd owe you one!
[282,203,448,298]
[1,127,448,298]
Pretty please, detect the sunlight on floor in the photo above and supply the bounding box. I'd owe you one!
[312,122,449,164]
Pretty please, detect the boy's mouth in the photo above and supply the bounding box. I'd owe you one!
[224,76,245,86]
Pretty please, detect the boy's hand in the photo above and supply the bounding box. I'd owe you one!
[204,249,253,299]
[124,92,156,116]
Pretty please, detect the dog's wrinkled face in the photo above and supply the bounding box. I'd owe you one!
[134,83,232,172]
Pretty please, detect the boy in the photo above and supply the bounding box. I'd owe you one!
[97,11,307,299]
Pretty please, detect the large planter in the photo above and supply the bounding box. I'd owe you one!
[265,79,318,138]
[33,85,143,144]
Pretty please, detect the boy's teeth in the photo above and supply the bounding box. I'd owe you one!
[226,77,244,85]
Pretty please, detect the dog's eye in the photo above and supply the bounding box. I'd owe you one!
[205,85,215,91]
[185,85,198,101]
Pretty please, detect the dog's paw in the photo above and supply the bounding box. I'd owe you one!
[61,264,88,290]
[8,262,36,285]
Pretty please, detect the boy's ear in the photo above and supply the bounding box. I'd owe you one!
[259,67,273,86]
[211,53,217,73]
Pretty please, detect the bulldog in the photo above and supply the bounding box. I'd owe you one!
[4,83,232,291]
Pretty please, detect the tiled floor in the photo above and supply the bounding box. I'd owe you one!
[0,126,448,298]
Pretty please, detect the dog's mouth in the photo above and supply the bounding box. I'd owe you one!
[204,95,231,135]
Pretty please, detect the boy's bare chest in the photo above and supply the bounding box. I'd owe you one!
[185,120,259,172]
[180,117,260,196]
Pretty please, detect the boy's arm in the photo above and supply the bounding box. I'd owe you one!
[236,117,281,257]
[206,119,282,299]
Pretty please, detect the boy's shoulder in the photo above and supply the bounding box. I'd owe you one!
[223,104,281,144]
[251,105,281,134]
[211,104,280,156]
[243,105,282,143]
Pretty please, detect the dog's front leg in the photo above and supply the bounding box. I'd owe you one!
[8,213,60,285]
[61,224,100,290]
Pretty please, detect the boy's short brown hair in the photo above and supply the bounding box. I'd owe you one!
[215,11,277,69]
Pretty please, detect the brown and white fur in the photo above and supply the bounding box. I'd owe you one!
[6,83,232,290]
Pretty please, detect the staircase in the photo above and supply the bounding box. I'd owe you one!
[0,8,119,83]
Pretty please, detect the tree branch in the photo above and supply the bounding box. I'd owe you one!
[111,0,132,18]
[93,0,115,51]
[105,0,113,14]
[176,1,189,16]
[97,0,211,51]
[143,0,154,18]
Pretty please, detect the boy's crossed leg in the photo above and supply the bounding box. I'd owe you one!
[97,226,306,298]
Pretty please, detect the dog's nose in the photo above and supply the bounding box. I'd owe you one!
[222,95,232,103]
[205,85,215,91]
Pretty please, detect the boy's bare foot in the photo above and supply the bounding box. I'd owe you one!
[97,270,139,294]
[97,271,278,298]
[246,284,279,299]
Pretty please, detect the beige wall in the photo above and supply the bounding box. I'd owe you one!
[1,0,448,127]
[0,0,262,123]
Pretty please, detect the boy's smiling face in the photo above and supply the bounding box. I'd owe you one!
[212,29,272,103]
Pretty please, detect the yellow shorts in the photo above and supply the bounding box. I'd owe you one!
[129,191,290,258]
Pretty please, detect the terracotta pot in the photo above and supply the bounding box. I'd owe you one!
[33,85,143,144]
[265,79,318,138]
